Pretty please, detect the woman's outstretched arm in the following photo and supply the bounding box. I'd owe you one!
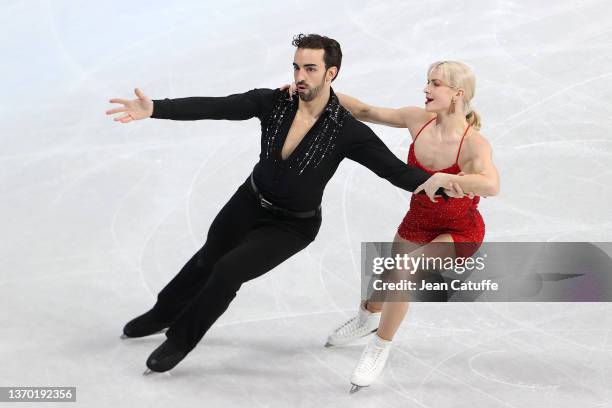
[336,92,428,129]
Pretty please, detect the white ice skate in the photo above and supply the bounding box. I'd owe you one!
[325,303,381,347]
[349,334,392,393]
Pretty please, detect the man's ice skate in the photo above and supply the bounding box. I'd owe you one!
[121,308,172,339]
[143,338,187,375]
[349,334,392,393]
[325,302,381,347]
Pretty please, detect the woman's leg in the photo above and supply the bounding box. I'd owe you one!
[364,233,420,314]
[349,233,457,390]
[325,234,419,347]
[376,233,455,341]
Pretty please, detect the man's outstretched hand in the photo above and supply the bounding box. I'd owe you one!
[106,88,154,123]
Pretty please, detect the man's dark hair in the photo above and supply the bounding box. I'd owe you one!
[292,34,342,81]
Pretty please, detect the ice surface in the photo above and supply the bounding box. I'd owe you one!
[1,1,611,407]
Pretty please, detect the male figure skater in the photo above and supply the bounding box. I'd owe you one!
[106,34,460,374]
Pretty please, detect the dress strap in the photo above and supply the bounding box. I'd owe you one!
[455,124,471,163]
[414,116,436,142]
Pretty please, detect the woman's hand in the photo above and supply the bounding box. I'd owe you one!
[447,172,475,199]
[415,173,474,202]
[415,173,450,202]
[279,82,297,100]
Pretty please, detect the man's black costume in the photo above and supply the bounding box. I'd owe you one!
[125,88,441,367]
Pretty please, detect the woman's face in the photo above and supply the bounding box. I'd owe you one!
[423,67,461,113]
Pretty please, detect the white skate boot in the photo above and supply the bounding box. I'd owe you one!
[349,334,392,393]
[325,303,381,347]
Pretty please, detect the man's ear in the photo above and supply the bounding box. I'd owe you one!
[326,67,338,82]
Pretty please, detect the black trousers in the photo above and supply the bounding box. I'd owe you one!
[152,177,322,352]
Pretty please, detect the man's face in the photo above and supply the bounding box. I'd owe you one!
[293,48,330,102]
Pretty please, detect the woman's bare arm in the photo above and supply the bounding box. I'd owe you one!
[336,93,430,131]
[452,134,500,197]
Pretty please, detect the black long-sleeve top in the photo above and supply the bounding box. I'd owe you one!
[151,88,438,211]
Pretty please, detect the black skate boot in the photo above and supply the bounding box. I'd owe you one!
[143,338,187,374]
[121,308,172,338]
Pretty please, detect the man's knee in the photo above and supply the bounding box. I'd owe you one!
[195,247,207,267]
[195,241,223,268]
[208,256,244,294]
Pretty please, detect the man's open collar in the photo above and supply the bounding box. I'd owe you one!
[324,88,342,124]
[287,87,342,124]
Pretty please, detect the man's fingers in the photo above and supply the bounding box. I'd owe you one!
[105,107,126,115]
[414,184,424,194]
[280,84,289,91]
[109,98,129,105]
[114,114,131,123]
[134,88,146,100]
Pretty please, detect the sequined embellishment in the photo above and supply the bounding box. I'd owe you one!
[262,93,292,159]
[262,91,348,174]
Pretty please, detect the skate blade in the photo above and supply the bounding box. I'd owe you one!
[120,328,168,340]
[325,329,379,348]
[142,369,157,376]
[349,384,367,394]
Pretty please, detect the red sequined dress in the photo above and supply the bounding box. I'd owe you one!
[397,117,485,256]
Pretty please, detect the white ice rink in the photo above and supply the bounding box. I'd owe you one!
[1,0,612,407]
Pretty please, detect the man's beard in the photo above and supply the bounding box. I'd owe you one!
[298,77,325,102]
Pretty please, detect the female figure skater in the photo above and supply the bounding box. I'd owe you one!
[283,60,500,392]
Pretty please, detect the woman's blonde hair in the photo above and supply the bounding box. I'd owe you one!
[428,61,481,130]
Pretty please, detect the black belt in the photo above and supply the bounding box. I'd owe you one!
[249,173,320,219]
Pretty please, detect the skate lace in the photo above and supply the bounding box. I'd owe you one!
[335,316,359,336]
[358,343,386,372]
